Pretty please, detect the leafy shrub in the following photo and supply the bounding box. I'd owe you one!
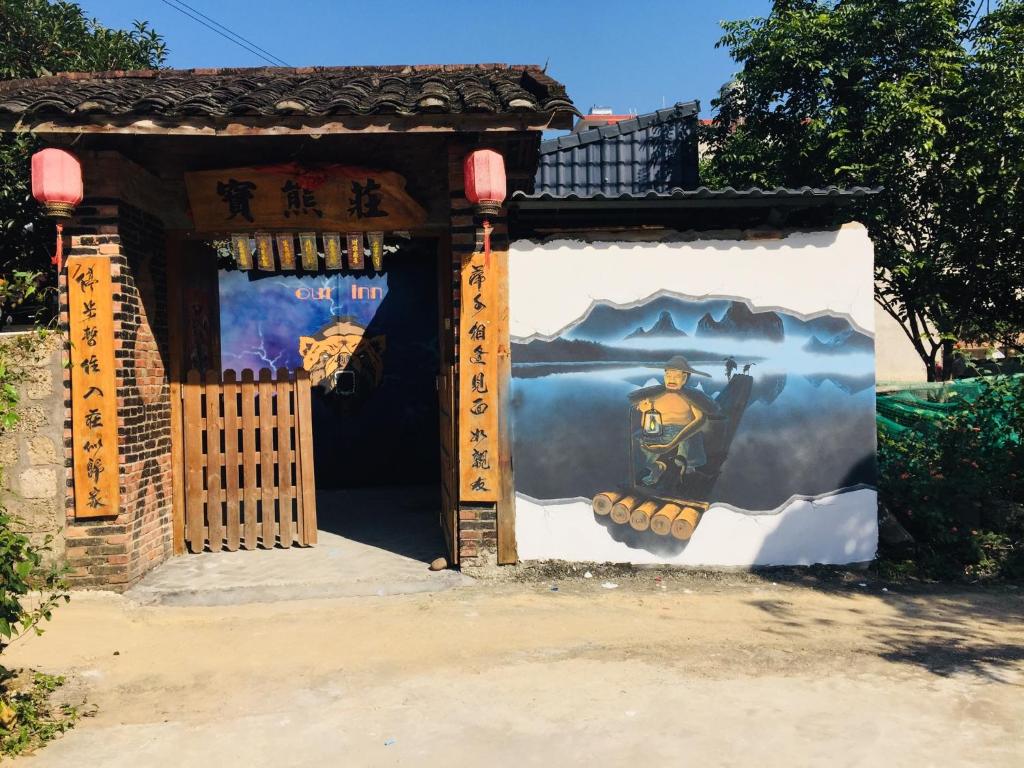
[0,672,77,756]
[0,508,69,653]
[878,376,1024,579]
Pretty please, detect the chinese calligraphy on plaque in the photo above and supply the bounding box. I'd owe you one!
[459,251,500,500]
[68,256,119,519]
[184,164,426,233]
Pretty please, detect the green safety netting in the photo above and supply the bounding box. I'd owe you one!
[876,375,1023,439]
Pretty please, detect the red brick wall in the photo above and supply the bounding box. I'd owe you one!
[61,201,173,589]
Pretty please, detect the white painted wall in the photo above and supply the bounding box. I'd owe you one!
[510,224,876,340]
[509,225,879,567]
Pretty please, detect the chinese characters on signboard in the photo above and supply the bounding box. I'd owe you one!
[68,257,119,519]
[184,164,427,234]
[459,251,500,500]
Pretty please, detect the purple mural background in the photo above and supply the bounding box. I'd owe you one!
[218,270,388,372]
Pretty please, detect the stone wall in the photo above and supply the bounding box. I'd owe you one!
[0,332,67,560]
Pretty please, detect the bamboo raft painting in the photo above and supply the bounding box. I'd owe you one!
[510,289,878,556]
[590,357,752,541]
[592,492,709,540]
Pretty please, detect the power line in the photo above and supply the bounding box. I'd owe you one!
[165,0,292,67]
[159,0,282,66]
[159,0,292,68]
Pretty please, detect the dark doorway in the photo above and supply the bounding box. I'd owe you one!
[308,242,444,560]
[216,238,447,562]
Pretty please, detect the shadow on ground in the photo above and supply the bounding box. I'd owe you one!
[316,484,447,564]
[740,579,1024,682]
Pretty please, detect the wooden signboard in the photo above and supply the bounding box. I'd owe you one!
[458,251,501,501]
[184,164,427,234]
[68,257,119,519]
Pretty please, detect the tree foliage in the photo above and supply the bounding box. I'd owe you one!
[0,0,165,321]
[705,0,1024,380]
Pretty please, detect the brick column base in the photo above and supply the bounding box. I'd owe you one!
[61,202,172,590]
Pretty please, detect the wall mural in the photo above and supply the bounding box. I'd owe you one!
[218,249,440,488]
[219,270,388,399]
[510,234,879,566]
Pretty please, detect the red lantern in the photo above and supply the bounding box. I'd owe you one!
[31,148,83,273]
[463,149,506,216]
[32,148,83,218]
[463,150,506,262]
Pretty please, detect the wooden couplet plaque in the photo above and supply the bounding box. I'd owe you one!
[459,251,501,501]
[184,164,427,234]
[68,257,119,519]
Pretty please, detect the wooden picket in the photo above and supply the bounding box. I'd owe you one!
[183,367,317,552]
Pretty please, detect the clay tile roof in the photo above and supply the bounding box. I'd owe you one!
[0,64,576,123]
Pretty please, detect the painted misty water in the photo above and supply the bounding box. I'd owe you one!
[511,294,877,511]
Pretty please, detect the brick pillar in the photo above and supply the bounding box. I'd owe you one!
[448,141,507,568]
[61,200,173,590]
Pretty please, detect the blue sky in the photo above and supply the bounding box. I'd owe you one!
[80,0,770,119]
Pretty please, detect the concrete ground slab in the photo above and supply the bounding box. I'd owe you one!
[127,486,469,606]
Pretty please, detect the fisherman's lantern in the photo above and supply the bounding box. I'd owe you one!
[642,405,664,437]
[463,149,506,259]
[31,148,83,273]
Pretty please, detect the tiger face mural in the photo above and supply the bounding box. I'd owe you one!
[298,318,386,396]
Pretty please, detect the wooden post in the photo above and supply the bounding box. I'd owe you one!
[240,369,259,549]
[183,369,204,551]
[222,369,241,551]
[258,368,276,547]
[492,241,517,564]
[275,368,293,548]
[165,233,187,554]
[204,369,224,551]
[294,369,317,545]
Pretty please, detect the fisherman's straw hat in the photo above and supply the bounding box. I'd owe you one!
[665,354,710,377]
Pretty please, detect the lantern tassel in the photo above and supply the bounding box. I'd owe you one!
[52,221,64,273]
[483,218,492,269]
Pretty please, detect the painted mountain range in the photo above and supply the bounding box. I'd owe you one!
[625,310,688,339]
[513,293,873,362]
[696,302,783,341]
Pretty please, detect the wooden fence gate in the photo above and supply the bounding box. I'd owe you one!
[182,368,317,552]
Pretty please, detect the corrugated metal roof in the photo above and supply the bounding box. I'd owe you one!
[512,185,881,202]
[535,101,700,197]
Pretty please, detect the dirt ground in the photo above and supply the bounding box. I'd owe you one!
[6,571,1024,767]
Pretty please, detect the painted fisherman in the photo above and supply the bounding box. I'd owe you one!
[628,355,720,492]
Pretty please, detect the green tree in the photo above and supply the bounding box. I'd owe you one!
[0,0,165,321]
[705,0,1024,380]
